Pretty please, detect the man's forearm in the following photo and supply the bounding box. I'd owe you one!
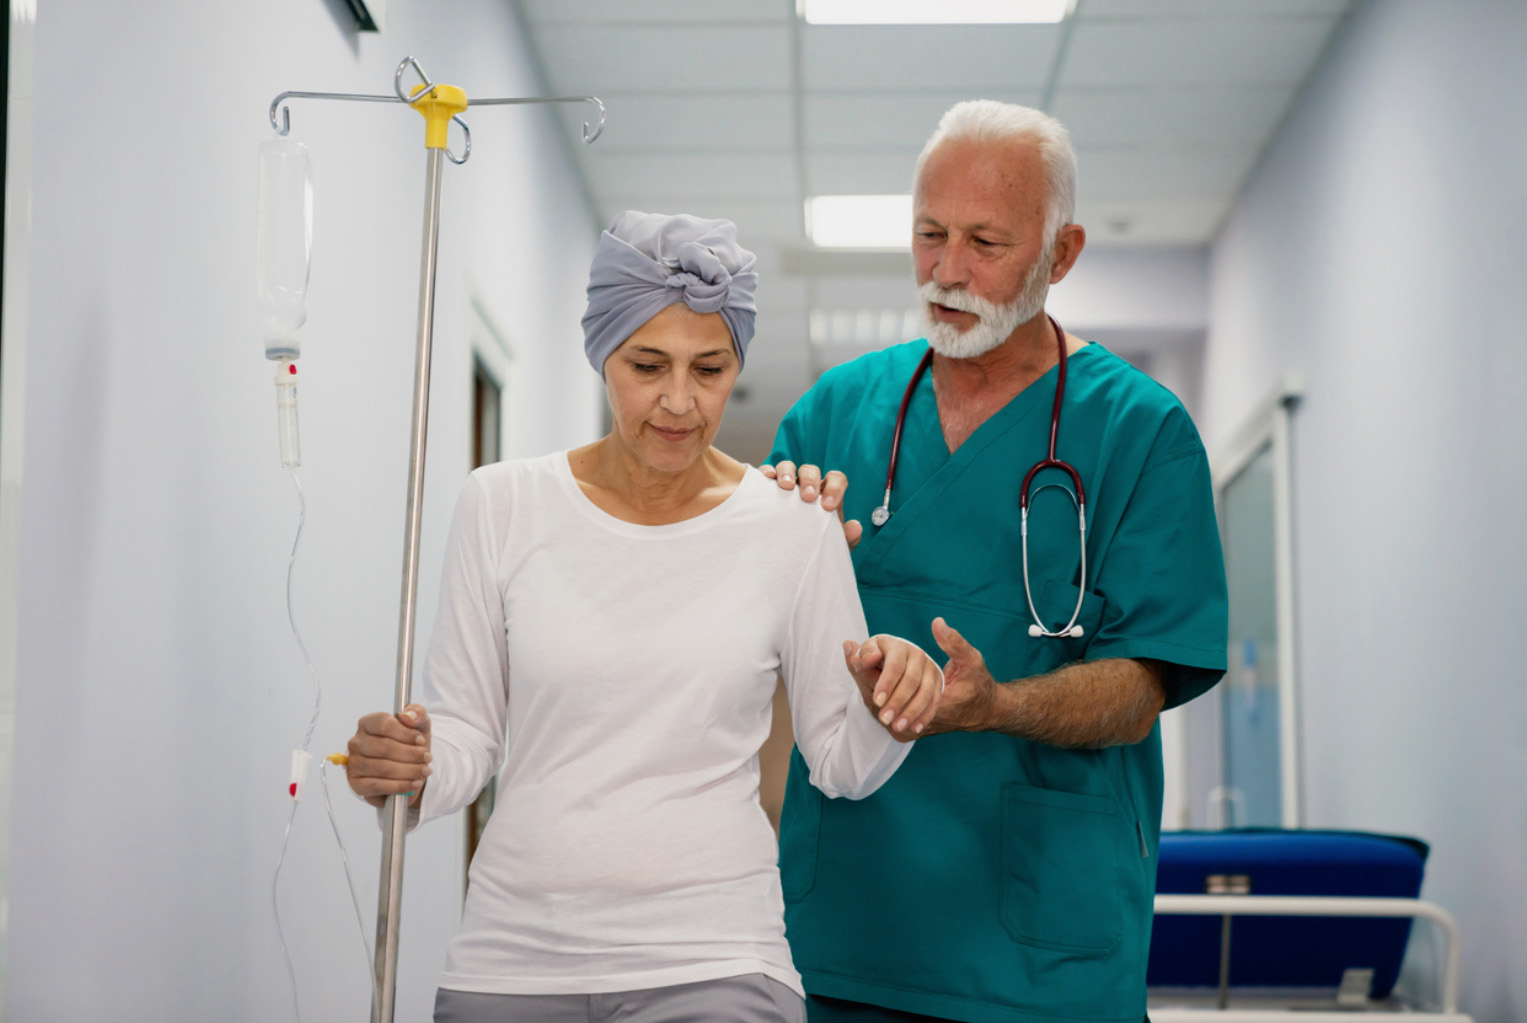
[978,658,1167,748]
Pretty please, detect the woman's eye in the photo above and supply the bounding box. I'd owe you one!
[632,363,661,373]
[696,366,724,377]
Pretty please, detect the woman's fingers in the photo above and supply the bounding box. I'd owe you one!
[864,639,944,736]
[347,728,430,764]
[820,471,848,512]
[344,708,433,803]
[900,660,943,734]
[797,464,823,502]
[875,642,923,731]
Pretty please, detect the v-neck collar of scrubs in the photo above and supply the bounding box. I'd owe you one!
[858,343,1103,581]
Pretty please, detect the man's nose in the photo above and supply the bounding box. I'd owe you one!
[931,242,970,289]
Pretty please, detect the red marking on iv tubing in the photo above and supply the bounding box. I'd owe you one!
[289,782,298,797]
[288,363,297,374]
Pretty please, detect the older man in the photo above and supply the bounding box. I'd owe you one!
[766,101,1228,1022]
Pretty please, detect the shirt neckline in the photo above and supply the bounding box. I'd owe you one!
[552,450,760,539]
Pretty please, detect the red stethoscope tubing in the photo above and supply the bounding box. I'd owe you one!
[874,315,1088,639]
[877,315,1080,514]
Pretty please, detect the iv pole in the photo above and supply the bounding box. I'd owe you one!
[268,57,605,1023]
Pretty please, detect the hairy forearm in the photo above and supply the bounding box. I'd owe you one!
[979,658,1167,749]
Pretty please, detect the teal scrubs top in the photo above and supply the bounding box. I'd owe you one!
[769,340,1228,1023]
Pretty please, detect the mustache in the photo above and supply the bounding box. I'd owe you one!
[917,281,1012,320]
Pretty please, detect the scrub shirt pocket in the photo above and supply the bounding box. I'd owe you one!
[999,784,1129,956]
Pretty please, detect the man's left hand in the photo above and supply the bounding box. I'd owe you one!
[923,617,1001,735]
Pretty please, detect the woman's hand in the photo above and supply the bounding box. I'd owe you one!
[344,703,433,809]
[762,461,862,549]
[842,636,943,741]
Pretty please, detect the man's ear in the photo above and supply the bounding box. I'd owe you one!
[1049,223,1087,284]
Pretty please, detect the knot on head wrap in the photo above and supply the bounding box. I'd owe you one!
[582,211,758,376]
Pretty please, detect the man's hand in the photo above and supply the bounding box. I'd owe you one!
[922,619,1169,747]
[923,617,1001,736]
[344,703,432,809]
[761,461,863,549]
[842,635,943,741]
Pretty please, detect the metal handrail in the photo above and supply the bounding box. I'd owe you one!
[1152,893,1462,1015]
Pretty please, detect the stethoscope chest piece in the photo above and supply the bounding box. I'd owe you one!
[871,505,891,527]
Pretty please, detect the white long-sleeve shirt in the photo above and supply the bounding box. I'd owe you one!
[416,452,911,997]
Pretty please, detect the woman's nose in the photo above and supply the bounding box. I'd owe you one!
[660,379,694,416]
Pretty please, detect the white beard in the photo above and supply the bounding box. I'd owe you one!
[919,249,1053,359]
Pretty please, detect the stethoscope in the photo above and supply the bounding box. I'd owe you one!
[871,315,1088,640]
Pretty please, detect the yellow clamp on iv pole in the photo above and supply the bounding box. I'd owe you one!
[408,81,468,151]
[266,56,605,1023]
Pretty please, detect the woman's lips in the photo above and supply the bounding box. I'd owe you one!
[649,425,695,442]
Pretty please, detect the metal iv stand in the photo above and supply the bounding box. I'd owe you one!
[267,56,605,1023]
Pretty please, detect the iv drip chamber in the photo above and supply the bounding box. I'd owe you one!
[256,139,313,361]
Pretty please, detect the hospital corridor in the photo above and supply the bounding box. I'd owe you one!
[0,0,1524,1021]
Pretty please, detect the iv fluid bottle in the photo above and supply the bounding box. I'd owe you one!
[256,139,313,361]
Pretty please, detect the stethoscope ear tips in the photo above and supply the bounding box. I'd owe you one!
[1028,624,1043,638]
[1068,625,1085,638]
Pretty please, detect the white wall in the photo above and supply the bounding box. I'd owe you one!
[5,1,600,1020]
[1201,1,1527,1017]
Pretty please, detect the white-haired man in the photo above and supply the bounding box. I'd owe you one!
[765,101,1228,1022]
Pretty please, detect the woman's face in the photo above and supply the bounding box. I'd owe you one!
[603,303,740,474]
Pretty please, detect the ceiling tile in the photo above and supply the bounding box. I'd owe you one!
[807,152,918,195]
[1049,86,1293,147]
[587,93,795,150]
[802,24,1061,91]
[1080,0,1349,18]
[522,0,789,23]
[803,90,1044,149]
[597,195,805,243]
[1078,145,1258,200]
[532,25,792,94]
[1060,17,1339,87]
[1072,196,1231,245]
[586,152,798,199]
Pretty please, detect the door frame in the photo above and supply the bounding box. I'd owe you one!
[1209,374,1304,829]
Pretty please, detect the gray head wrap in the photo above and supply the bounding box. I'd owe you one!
[582,211,758,376]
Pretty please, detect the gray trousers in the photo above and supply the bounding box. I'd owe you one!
[434,973,806,1023]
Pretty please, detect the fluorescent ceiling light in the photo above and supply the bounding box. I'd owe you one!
[806,195,912,249]
[802,0,1072,25]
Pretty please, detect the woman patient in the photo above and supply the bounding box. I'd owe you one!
[344,211,942,1023]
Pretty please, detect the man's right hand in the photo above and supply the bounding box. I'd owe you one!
[761,461,863,549]
[344,704,432,809]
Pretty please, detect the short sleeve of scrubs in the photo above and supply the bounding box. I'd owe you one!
[1085,407,1227,708]
[769,392,824,469]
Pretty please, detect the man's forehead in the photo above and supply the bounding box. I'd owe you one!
[916,141,1046,226]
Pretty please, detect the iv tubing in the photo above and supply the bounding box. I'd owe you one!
[270,467,317,1023]
[270,467,379,1022]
